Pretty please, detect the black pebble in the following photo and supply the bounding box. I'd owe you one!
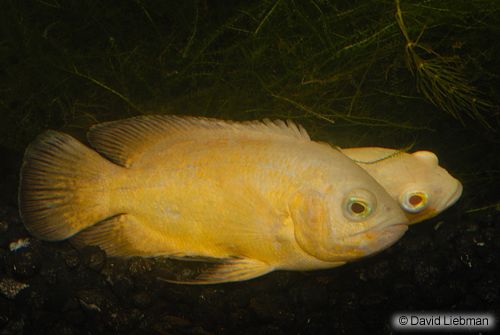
[80,246,106,272]
[249,293,294,323]
[103,308,142,333]
[62,249,81,269]
[131,292,151,310]
[298,283,328,308]
[413,259,442,286]
[8,246,42,278]
[127,257,153,278]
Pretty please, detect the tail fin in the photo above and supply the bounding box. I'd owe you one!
[19,130,117,241]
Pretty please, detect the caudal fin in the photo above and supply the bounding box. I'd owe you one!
[19,130,117,241]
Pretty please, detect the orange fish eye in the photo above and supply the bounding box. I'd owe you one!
[399,190,429,213]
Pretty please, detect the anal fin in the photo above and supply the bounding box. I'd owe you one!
[159,257,274,284]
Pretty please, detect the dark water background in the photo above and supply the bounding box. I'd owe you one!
[0,0,499,334]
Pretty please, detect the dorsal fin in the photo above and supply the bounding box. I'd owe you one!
[88,115,311,167]
[340,144,414,165]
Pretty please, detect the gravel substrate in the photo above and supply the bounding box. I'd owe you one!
[0,155,499,335]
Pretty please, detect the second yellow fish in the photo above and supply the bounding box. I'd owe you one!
[340,147,463,224]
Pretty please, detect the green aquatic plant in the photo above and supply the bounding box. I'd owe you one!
[3,0,496,147]
[395,0,494,130]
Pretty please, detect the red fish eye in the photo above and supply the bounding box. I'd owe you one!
[399,189,429,213]
[351,202,366,214]
[409,195,422,205]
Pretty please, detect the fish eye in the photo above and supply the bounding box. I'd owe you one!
[351,202,366,214]
[399,190,429,213]
[347,199,372,218]
[343,189,377,221]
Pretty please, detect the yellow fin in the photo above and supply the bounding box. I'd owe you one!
[19,131,114,241]
[88,115,310,168]
[70,214,170,258]
[159,257,273,284]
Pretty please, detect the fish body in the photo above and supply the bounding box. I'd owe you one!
[340,148,463,224]
[19,116,408,283]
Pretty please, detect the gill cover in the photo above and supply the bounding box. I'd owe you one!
[289,188,376,262]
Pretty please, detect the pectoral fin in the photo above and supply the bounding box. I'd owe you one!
[159,257,274,284]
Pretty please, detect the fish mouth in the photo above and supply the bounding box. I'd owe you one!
[357,222,408,257]
[339,217,408,258]
[366,222,408,238]
[436,180,463,213]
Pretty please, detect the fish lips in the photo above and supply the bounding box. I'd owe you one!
[361,220,408,254]
[325,218,408,261]
[437,180,463,212]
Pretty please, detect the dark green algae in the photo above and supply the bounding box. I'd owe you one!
[0,0,499,333]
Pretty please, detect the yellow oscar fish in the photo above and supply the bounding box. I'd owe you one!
[19,116,408,284]
[340,148,463,224]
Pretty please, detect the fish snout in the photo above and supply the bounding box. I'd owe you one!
[438,180,463,212]
[325,219,408,261]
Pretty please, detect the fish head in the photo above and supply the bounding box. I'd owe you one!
[342,148,463,225]
[394,151,463,224]
[289,167,409,263]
